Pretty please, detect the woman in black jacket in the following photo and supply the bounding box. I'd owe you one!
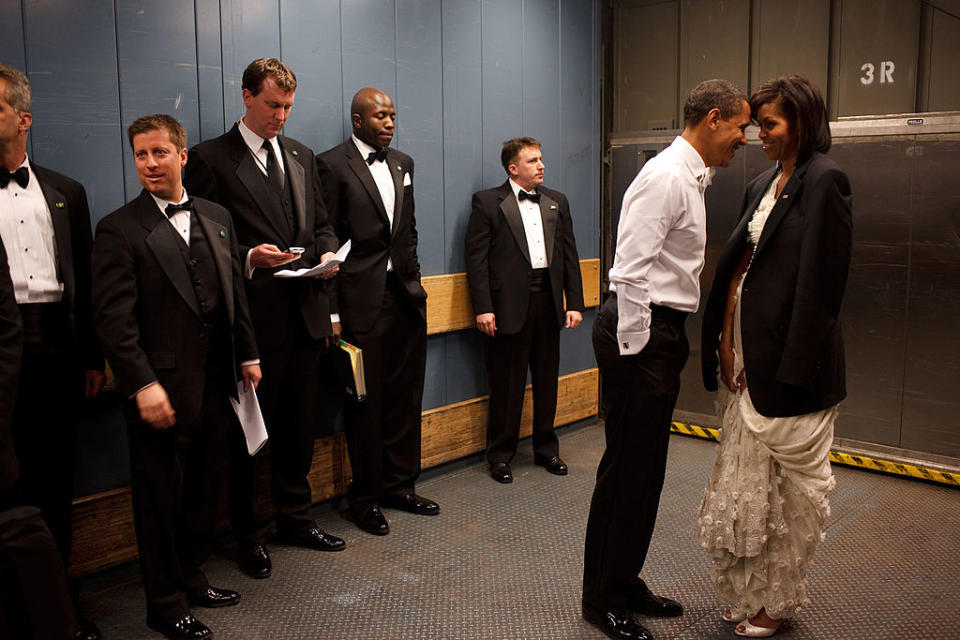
[697,74,853,638]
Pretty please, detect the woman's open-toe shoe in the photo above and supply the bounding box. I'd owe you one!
[734,618,785,637]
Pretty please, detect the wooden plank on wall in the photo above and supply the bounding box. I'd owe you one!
[68,368,598,576]
[423,258,601,335]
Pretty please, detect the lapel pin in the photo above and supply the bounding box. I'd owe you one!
[291,149,299,156]
[219,230,226,238]
[550,204,557,210]
[397,165,402,171]
[782,194,789,199]
[55,201,65,208]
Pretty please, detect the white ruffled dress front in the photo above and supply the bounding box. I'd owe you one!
[697,172,837,620]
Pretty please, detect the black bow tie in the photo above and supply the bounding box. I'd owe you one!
[0,167,29,189]
[164,198,194,218]
[366,148,388,165]
[517,190,540,204]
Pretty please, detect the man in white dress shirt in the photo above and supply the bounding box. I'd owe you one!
[582,79,750,640]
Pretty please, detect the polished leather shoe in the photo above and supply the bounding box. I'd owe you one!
[282,527,347,551]
[146,613,212,639]
[351,505,390,535]
[75,617,101,640]
[239,544,272,579]
[628,580,683,617]
[489,462,513,483]
[187,585,240,608]
[535,455,568,475]
[382,492,440,515]
[582,604,653,640]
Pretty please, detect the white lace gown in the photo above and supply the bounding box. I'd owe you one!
[697,173,837,620]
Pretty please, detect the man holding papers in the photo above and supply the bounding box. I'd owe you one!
[92,115,260,639]
[317,87,438,536]
[184,58,345,580]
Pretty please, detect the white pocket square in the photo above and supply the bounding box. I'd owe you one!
[402,172,412,187]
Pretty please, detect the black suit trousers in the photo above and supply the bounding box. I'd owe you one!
[343,275,426,510]
[127,378,230,620]
[582,296,689,610]
[485,290,561,464]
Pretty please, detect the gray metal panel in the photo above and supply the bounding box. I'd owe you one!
[559,308,598,374]
[280,0,344,154]
[613,0,677,133]
[340,0,398,142]
[751,0,830,94]
[115,0,201,200]
[23,0,125,222]
[0,0,28,158]
[522,0,561,168]
[396,0,444,276]
[679,0,750,123]
[481,0,524,187]
[562,0,602,258]
[219,0,281,129]
[195,0,225,141]
[442,331,488,408]
[837,0,920,116]
[441,0,483,274]
[927,5,960,112]
[423,335,447,411]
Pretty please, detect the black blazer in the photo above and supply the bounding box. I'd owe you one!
[91,192,258,426]
[0,238,23,493]
[701,152,853,417]
[31,163,103,371]
[316,140,427,333]
[465,181,585,335]
[184,124,339,349]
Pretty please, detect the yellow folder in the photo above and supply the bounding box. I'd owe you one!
[339,339,366,402]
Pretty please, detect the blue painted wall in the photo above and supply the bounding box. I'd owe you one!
[1,0,602,493]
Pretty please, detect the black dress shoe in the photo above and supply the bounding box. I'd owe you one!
[146,613,212,639]
[535,455,568,475]
[187,585,240,608]
[628,580,683,617]
[75,617,101,640]
[282,526,347,551]
[582,604,653,640]
[239,544,272,579]
[351,505,390,535]
[382,492,440,515]
[489,462,513,483]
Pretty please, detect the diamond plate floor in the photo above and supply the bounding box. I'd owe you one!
[81,422,960,639]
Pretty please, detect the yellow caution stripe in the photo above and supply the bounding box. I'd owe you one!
[670,421,960,489]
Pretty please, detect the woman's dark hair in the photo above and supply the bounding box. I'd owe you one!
[749,74,831,160]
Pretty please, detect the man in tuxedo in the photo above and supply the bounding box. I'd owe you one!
[92,114,261,640]
[0,62,105,640]
[184,58,345,578]
[582,79,750,640]
[0,235,79,640]
[465,137,585,484]
[316,88,438,536]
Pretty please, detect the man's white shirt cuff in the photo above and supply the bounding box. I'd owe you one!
[244,250,255,279]
[616,329,649,356]
[330,313,340,324]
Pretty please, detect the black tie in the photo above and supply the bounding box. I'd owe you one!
[0,167,29,189]
[262,141,284,190]
[517,190,540,204]
[164,198,195,218]
[366,148,388,165]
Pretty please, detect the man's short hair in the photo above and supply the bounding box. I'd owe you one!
[242,58,297,95]
[127,114,187,152]
[683,79,747,126]
[750,74,831,160]
[0,63,31,112]
[501,137,541,173]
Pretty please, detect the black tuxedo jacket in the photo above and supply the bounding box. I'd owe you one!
[701,152,853,417]
[91,191,258,426]
[184,124,339,349]
[316,140,426,333]
[30,163,103,371]
[0,238,22,493]
[465,181,584,335]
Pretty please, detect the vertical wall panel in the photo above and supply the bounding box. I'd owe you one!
[397,0,444,276]
[522,0,561,173]
[0,2,28,158]
[220,0,282,127]
[196,0,225,141]
[561,0,600,258]
[280,0,343,153]
[23,0,125,222]
[116,0,201,199]
[613,0,677,132]
[481,0,524,186]
[341,0,399,141]
[926,5,960,111]
[441,0,483,273]
[751,0,830,94]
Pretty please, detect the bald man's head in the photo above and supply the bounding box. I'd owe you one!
[351,88,396,149]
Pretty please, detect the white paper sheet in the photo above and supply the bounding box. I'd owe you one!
[274,240,351,278]
[230,382,269,455]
